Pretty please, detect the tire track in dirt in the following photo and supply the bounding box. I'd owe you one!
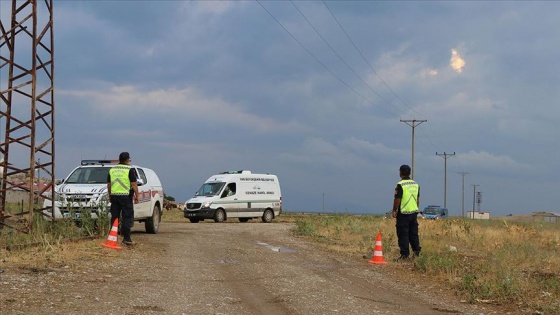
[1,222,506,315]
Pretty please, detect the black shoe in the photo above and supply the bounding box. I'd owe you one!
[393,255,410,262]
[122,238,134,246]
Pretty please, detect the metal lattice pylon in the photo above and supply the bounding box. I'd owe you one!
[0,0,55,233]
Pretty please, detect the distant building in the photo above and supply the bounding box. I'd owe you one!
[4,176,51,205]
[467,211,490,220]
[532,211,560,223]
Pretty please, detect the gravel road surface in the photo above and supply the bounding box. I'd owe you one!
[0,222,505,315]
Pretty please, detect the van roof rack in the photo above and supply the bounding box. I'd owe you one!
[81,159,118,166]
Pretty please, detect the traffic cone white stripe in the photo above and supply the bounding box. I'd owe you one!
[368,232,388,265]
[100,218,123,250]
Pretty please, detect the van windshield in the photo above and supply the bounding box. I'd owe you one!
[195,182,225,196]
[65,167,110,184]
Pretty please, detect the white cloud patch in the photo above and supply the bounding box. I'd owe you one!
[420,69,439,78]
[59,84,305,134]
[416,92,507,121]
[280,137,370,171]
[372,43,424,87]
[193,1,235,15]
[458,150,532,173]
[450,48,466,73]
[340,137,404,159]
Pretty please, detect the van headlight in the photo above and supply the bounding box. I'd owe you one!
[202,202,211,208]
[56,192,65,202]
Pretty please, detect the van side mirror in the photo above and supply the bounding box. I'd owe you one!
[55,179,63,185]
[137,178,145,186]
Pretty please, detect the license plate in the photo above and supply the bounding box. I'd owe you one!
[186,213,195,217]
[63,212,81,219]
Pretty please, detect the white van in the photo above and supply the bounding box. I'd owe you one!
[183,170,282,223]
[43,160,164,233]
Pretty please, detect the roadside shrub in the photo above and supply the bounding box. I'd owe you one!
[294,219,317,237]
[287,213,560,314]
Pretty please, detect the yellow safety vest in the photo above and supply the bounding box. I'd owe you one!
[109,164,131,195]
[398,179,419,213]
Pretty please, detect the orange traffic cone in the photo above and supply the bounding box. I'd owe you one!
[101,218,123,250]
[368,232,387,265]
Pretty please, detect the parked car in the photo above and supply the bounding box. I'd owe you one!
[43,159,164,233]
[421,205,448,220]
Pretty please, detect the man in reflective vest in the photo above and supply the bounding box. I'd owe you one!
[107,152,139,245]
[392,164,421,261]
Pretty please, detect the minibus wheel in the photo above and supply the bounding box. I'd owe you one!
[262,209,274,223]
[214,209,226,223]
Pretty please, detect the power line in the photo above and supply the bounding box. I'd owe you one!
[321,1,467,168]
[322,0,421,117]
[291,1,406,117]
[257,0,399,117]
[262,1,467,176]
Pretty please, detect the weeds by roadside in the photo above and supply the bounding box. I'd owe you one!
[1,206,112,269]
[292,214,560,315]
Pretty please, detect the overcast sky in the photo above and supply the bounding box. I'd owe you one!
[2,1,559,216]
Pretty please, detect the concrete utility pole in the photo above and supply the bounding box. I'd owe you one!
[471,184,479,219]
[457,172,469,218]
[436,152,455,208]
[400,119,426,179]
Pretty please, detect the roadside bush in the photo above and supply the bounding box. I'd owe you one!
[294,219,317,237]
[287,213,560,315]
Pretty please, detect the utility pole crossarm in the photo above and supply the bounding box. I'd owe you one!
[436,152,455,208]
[400,119,427,179]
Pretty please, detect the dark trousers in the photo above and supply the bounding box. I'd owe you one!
[396,212,421,257]
[110,195,134,239]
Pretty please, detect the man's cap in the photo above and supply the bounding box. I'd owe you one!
[119,152,130,161]
[399,164,411,172]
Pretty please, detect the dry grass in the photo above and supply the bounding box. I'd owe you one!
[4,209,558,314]
[291,213,560,315]
[161,206,186,222]
[1,209,111,270]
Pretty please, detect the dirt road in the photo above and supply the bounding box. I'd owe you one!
[1,222,504,315]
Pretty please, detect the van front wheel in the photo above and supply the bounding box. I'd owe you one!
[213,209,226,223]
[262,209,274,223]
